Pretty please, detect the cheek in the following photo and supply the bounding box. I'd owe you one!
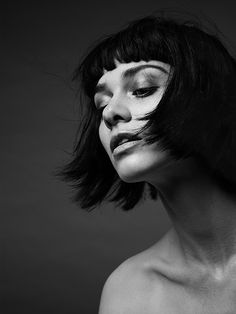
[98,122,110,154]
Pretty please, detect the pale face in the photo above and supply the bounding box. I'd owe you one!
[94,60,176,183]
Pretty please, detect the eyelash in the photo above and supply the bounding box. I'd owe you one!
[132,86,159,97]
[95,86,159,113]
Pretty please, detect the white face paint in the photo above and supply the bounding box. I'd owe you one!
[94,60,175,183]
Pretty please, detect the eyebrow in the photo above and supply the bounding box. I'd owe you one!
[94,64,169,94]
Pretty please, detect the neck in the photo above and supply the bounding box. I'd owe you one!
[151,157,236,269]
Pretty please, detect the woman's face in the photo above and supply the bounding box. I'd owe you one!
[94,60,175,183]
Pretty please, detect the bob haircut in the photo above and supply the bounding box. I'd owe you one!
[57,14,236,211]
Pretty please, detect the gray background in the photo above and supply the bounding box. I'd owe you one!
[2,1,236,313]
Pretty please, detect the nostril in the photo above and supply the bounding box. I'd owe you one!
[104,112,128,129]
[104,119,112,129]
[102,102,132,128]
[113,114,124,121]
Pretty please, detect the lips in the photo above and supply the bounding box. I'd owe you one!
[110,132,142,152]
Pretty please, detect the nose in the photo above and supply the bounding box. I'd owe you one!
[102,96,132,129]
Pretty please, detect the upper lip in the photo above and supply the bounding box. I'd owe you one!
[110,132,142,152]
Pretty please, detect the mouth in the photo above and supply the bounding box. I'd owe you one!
[113,139,142,156]
[110,132,142,153]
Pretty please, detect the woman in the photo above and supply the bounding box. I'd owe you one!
[59,14,236,313]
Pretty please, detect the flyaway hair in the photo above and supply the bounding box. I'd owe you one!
[56,14,236,210]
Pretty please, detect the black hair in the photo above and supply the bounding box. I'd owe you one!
[56,14,236,211]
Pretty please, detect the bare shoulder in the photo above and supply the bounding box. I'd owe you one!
[98,250,165,314]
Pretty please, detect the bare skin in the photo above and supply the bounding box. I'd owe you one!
[96,61,236,313]
[99,233,236,313]
[99,159,236,313]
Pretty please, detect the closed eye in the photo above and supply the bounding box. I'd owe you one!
[132,86,159,98]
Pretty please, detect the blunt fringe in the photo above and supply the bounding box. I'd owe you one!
[56,14,236,211]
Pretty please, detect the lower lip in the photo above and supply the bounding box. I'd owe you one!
[112,140,141,156]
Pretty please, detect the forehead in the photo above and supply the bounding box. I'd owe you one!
[97,60,170,86]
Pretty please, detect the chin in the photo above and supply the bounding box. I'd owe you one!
[116,167,145,183]
[112,149,172,183]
